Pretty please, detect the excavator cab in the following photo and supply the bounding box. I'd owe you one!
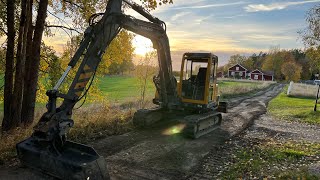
[179,53,219,108]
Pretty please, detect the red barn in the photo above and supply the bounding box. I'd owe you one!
[217,71,224,78]
[228,64,247,79]
[250,69,274,81]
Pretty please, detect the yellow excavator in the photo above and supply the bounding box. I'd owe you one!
[133,52,226,138]
[16,0,227,179]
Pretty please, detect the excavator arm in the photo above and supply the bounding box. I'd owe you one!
[17,0,180,179]
[16,1,225,179]
[33,0,179,142]
[17,0,179,179]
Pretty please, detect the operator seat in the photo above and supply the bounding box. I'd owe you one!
[197,68,207,86]
[193,67,207,100]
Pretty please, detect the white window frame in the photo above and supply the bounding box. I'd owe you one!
[236,67,239,71]
[254,75,259,80]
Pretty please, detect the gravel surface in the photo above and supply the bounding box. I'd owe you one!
[190,106,320,179]
[0,84,285,180]
[245,114,320,143]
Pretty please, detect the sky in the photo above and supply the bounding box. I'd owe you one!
[41,0,320,69]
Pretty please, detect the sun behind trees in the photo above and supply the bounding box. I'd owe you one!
[0,0,173,132]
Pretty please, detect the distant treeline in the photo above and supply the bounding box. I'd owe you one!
[218,46,320,82]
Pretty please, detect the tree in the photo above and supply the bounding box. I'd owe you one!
[281,61,302,82]
[228,54,247,65]
[22,0,49,125]
[135,50,157,108]
[242,56,254,70]
[306,46,320,77]
[2,0,15,131]
[11,0,32,128]
[262,46,285,80]
[253,52,267,69]
[300,4,320,47]
[290,49,310,80]
[1,0,173,131]
[98,31,135,75]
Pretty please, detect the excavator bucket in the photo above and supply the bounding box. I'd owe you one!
[17,137,109,180]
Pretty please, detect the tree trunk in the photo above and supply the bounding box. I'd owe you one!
[11,0,30,127]
[2,0,16,131]
[22,0,34,124]
[22,0,48,125]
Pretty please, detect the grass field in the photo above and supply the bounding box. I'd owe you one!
[268,90,320,124]
[97,76,155,102]
[0,76,272,105]
[218,80,274,99]
[97,76,271,102]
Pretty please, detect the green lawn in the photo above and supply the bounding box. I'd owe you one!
[268,91,320,124]
[97,76,155,102]
[0,76,273,110]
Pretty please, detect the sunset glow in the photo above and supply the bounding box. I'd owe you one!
[133,35,154,56]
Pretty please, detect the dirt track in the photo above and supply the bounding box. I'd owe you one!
[0,84,284,180]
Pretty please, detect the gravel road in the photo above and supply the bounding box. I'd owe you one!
[0,84,285,180]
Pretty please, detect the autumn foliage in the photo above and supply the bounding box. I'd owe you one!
[281,61,302,82]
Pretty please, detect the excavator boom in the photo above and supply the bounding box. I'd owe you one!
[16,0,224,179]
[16,0,179,179]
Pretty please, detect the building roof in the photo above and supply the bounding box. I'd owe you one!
[251,69,274,76]
[228,63,247,71]
[262,71,274,76]
[251,69,263,74]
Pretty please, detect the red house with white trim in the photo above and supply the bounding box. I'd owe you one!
[228,64,247,79]
[250,69,274,81]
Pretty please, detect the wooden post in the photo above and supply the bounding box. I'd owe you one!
[315,85,320,112]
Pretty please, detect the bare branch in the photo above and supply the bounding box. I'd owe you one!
[45,25,80,34]
[62,0,84,9]
[46,10,78,33]
[0,27,7,36]
[0,0,6,5]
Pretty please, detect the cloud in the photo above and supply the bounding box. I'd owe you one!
[171,12,192,21]
[243,34,293,41]
[221,14,247,19]
[245,0,320,12]
[172,1,247,10]
[194,14,215,24]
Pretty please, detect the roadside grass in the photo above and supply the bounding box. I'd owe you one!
[219,80,274,99]
[69,102,136,143]
[0,101,149,166]
[222,140,320,179]
[268,90,320,124]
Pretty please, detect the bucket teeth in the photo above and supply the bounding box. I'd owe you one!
[16,137,110,180]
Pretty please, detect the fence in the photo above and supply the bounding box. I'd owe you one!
[287,81,320,98]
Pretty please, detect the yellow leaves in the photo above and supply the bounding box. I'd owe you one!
[36,81,49,103]
[281,61,302,82]
[99,30,134,74]
[306,46,320,73]
[140,0,173,10]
